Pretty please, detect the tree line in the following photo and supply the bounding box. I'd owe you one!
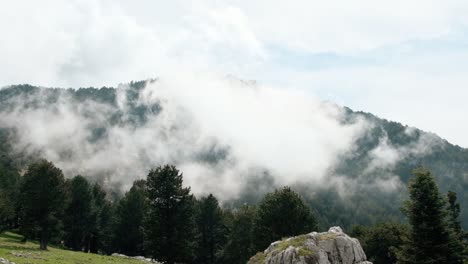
[0,160,467,264]
[1,160,316,264]
[352,167,468,264]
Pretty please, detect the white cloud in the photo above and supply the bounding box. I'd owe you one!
[0,76,368,200]
[281,51,468,147]
[0,0,467,148]
[227,0,468,53]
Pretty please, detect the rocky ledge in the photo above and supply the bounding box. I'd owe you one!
[248,227,372,264]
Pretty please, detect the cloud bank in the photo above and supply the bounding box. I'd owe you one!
[0,75,375,200]
[1,0,468,147]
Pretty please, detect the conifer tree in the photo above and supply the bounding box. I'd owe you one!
[89,183,116,254]
[397,167,460,264]
[115,179,147,256]
[63,175,94,251]
[0,164,19,232]
[222,205,257,264]
[351,222,409,264]
[18,160,66,250]
[144,165,195,264]
[194,194,227,264]
[253,186,317,251]
[446,191,467,263]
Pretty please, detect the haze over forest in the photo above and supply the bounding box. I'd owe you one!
[0,1,467,264]
[0,80,467,230]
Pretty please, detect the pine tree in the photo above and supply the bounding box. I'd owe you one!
[18,160,66,250]
[115,179,147,256]
[446,191,467,263]
[89,183,116,254]
[194,194,227,264]
[0,164,20,232]
[351,222,409,264]
[253,186,317,251]
[144,165,195,264]
[397,167,459,264]
[222,205,257,264]
[63,175,94,251]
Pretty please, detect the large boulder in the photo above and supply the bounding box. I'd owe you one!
[248,227,372,264]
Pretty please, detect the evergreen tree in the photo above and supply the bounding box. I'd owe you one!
[89,183,116,254]
[95,200,117,254]
[397,167,460,264]
[115,179,147,256]
[0,134,20,232]
[63,175,94,251]
[446,191,467,263]
[18,160,66,250]
[448,191,463,239]
[253,186,317,251]
[144,165,195,264]
[0,168,19,232]
[351,222,409,264]
[194,194,227,264]
[222,205,256,264]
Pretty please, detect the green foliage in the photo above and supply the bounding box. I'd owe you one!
[446,191,468,262]
[275,235,309,251]
[448,191,463,238]
[351,222,409,264]
[248,252,266,264]
[0,129,21,232]
[18,160,66,250]
[1,83,468,231]
[144,165,195,264]
[397,167,462,264]
[115,179,147,256]
[89,183,116,254]
[0,170,19,231]
[297,247,316,257]
[63,175,94,251]
[221,205,257,264]
[194,194,227,264]
[2,81,468,261]
[253,187,317,252]
[248,234,316,264]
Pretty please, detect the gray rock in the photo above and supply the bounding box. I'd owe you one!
[248,226,373,264]
[111,253,161,263]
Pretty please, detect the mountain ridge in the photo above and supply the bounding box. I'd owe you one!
[0,81,466,229]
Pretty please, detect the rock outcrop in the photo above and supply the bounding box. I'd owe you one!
[111,253,161,263]
[248,227,372,264]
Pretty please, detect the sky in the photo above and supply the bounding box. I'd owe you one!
[1,0,468,147]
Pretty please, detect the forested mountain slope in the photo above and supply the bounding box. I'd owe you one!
[0,81,466,229]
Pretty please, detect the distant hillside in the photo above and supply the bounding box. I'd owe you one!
[0,81,467,229]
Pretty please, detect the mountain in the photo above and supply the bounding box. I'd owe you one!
[0,81,467,230]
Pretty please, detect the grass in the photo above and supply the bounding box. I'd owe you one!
[247,252,266,264]
[275,235,309,251]
[0,232,145,264]
[248,234,316,263]
[297,247,316,257]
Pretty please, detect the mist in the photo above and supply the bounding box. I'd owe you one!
[0,74,439,201]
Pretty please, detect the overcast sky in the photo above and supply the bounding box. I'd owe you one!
[1,0,467,147]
